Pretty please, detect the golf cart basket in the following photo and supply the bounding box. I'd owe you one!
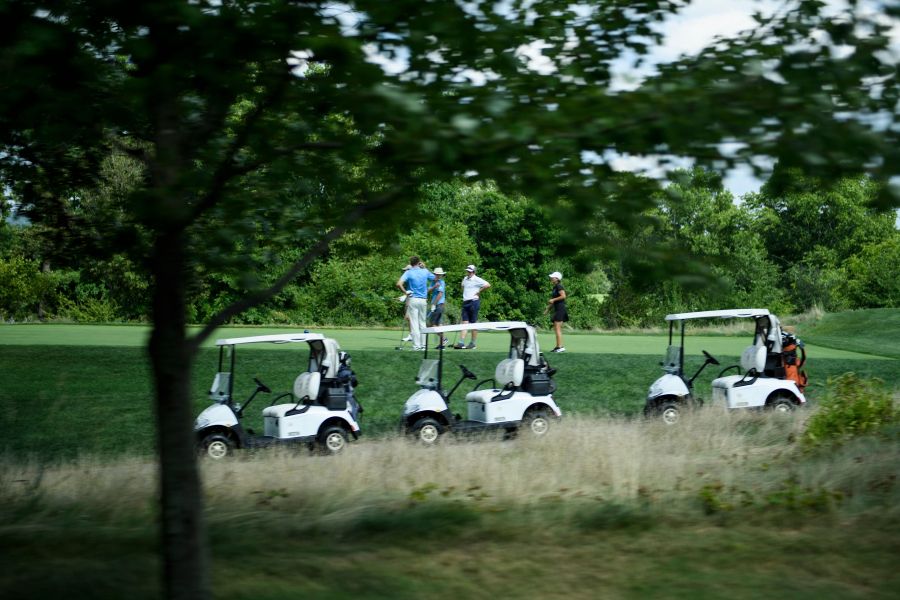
[508,324,557,396]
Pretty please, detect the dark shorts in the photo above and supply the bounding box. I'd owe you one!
[461,299,480,323]
[428,303,445,326]
[553,303,569,323]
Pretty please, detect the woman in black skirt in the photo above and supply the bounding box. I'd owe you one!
[547,271,568,353]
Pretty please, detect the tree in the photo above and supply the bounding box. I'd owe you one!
[2,1,898,597]
[746,170,897,310]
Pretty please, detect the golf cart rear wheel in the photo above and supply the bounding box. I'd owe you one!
[411,417,444,445]
[201,433,234,459]
[318,426,349,454]
[523,409,551,437]
[658,401,681,425]
[768,395,796,414]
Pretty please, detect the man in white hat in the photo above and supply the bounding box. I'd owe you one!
[454,265,490,350]
[547,271,568,352]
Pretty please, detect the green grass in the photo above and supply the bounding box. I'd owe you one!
[797,308,900,359]
[2,315,898,599]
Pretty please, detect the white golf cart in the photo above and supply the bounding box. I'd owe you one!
[401,321,562,444]
[644,309,808,424]
[195,332,362,458]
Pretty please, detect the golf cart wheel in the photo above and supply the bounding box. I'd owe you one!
[658,401,681,425]
[768,395,796,414]
[318,426,349,454]
[201,433,234,459]
[523,409,551,437]
[411,417,444,445]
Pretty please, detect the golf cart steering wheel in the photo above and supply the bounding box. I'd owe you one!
[702,350,720,366]
[253,377,271,394]
[718,365,742,378]
[460,365,477,380]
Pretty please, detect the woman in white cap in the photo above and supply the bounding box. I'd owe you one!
[547,271,568,352]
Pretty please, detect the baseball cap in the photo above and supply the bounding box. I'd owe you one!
[433,267,446,275]
[466,265,476,272]
[549,271,563,280]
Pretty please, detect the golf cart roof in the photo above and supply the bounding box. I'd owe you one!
[665,309,771,322]
[423,321,530,334]
[215,332,327,346]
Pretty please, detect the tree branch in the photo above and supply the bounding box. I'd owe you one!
[186,189,400,351]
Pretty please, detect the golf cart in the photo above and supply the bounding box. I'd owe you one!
[401,321,562,444]
[644,309,808,424]
[195,332,362,458]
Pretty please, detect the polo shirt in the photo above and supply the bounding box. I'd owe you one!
[400,267,435,299]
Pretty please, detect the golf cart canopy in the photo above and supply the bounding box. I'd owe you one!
[213,332,341,379]
[423,321,542,367]
[664,308,784,353]
[215,332,327,346]
[665,309,770,321]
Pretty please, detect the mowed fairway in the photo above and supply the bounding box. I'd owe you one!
[2,320,899,599]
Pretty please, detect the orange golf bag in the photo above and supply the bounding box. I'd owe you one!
[781,332,808,392]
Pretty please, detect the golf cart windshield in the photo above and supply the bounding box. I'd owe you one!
[416,359,440,389]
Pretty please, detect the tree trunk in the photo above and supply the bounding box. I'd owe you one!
[148,229,210,600]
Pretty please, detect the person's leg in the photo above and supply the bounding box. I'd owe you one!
[554,320,564,348]
[467,300,481,348]
[456,301,473,347]
[410,298,427,348]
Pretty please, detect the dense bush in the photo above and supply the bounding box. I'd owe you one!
[802,373,898,448]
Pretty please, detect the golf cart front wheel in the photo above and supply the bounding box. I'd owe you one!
[318,426,349,454]
[411,417,444,445]
[201,433,235,459]
[523,409,551,437]
[658,401,681,425]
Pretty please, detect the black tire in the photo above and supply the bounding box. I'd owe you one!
[411,417,444,445]
[768,395,796,414]
[658,400,681,425]
[200,433,235,459]
[522,409,552,437]
[318,425,349,454]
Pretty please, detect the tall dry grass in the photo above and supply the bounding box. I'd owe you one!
[3,410,897,531]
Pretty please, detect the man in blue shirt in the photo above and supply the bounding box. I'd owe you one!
[428,267,448,348]
[396,256,435,351]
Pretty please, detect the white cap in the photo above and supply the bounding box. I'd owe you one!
[433,267,445,275]
[549,271,562,280]
[466,265,476,272]
[402,264,412,271]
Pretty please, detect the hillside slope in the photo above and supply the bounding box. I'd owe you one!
[796,308,900,359]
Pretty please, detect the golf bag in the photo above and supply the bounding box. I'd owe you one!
[781,332,808,391]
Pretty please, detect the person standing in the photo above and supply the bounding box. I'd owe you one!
[547,271,568,353]
[399,264,413,342]
[396,256,434,351]
[454,265,490,350]
[428,267,448,348]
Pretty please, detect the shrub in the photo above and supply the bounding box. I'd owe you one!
[802,373,898,448]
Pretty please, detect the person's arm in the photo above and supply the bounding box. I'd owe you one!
[432,287,444,310]
[475,279,490,299]
[548,287,566,305]
[396,274,411,296]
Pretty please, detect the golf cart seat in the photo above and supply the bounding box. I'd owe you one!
[466,358,524,404]
[741,344,766,375]
[262,372,322,418]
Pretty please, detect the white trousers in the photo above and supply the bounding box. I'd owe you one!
[406,297,427,348]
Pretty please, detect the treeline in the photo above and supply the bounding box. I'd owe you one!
[1,167,897,328]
